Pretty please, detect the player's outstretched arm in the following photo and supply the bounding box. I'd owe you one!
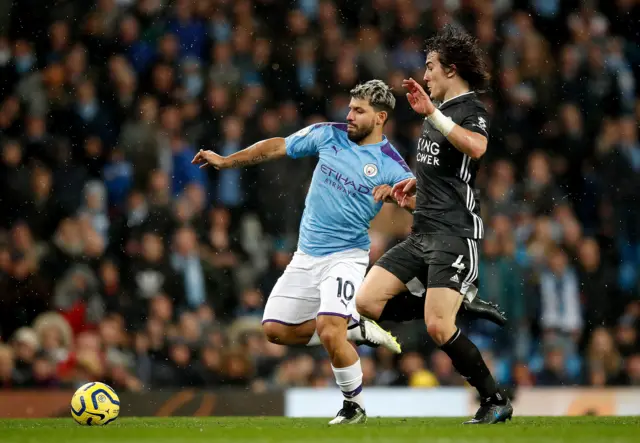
[192,138,287,170]
[403,78,487,160]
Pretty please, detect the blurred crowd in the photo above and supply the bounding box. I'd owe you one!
[0,0,639,393]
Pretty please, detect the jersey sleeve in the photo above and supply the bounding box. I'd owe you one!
[284,124,326,159]
[460,106,490,137]
[381,144,415,185]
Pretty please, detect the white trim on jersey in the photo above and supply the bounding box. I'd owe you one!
[439,91,476,108]
[459,155,471,183]
[461,154,484,238]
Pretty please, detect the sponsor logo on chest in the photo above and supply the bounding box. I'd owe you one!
[320,163,372,196]
[417,137,441,166]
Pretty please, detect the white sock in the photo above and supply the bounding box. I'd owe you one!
[344,299,363,343]
[309,326,363,345]
[306,330,321,346]
[332,359,364,408]
[345,301,364,342]
[347,299,361,324]
[346,323,365,342]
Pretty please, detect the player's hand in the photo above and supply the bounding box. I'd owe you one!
[372,184,396,203]
[392,177,417,207]
[191,149,228,169]
[399,194,416,210]
[402,78,436,116]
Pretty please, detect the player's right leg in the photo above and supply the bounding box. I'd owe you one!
[354,265,410,320]
[261,315,317,346]
[262,297,402,352]
[357,235,507,326]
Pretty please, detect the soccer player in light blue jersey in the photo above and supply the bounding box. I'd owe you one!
[193,80,411,424]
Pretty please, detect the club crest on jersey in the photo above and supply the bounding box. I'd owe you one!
[363,163,378,177]
[475,117,487,132]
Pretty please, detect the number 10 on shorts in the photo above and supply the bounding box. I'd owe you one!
[336,277,355,308]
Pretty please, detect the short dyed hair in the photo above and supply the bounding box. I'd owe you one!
[350,80,396,114]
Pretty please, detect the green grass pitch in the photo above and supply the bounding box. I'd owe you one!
[1,417,639,443]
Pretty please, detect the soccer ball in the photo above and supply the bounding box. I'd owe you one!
[70,382,120,426]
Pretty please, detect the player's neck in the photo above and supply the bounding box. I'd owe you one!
[442,82,471,104]
[357,132,384,147]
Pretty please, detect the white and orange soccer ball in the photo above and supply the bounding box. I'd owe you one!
[70,382,120,426]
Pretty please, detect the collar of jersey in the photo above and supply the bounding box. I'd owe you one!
[350,134,389,149]
[438,91,476,109]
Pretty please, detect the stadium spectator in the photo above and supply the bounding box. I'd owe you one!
[0,0,638,392]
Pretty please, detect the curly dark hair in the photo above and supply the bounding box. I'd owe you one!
[425,24,490,91]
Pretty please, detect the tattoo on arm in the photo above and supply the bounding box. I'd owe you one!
[230,154,269,168]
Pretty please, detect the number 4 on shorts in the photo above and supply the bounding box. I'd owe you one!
[451,255,465,272]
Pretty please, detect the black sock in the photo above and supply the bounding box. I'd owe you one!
[440,329,504,403]
[378,292,424,323]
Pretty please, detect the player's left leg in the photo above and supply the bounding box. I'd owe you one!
[318,253,397,425]
[424,236,512,424]
[316,314,366,425]
[424,287,512,424]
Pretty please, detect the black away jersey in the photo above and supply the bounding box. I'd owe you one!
[412,92,490,239]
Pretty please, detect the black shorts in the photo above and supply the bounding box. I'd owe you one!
[376,234,479,298]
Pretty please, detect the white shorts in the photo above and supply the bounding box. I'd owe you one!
[262,249,369,325]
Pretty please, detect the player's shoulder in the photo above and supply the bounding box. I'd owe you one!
[465,94,488,115]
[318,122,348,131]
[379,141,412,173]
[311,122,349,135]
[290,122,347,138]
[441,92,487,116]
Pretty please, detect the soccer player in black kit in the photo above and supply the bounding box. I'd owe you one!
[357,25,513,424]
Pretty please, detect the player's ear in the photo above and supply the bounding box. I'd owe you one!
[377,111,387,126]
[445,64,456,78]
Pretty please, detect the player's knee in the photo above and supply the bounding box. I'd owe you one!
[262,322,286,344]
[426,317,456,346]
[317,320,346,353]
[318,327,341,352]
